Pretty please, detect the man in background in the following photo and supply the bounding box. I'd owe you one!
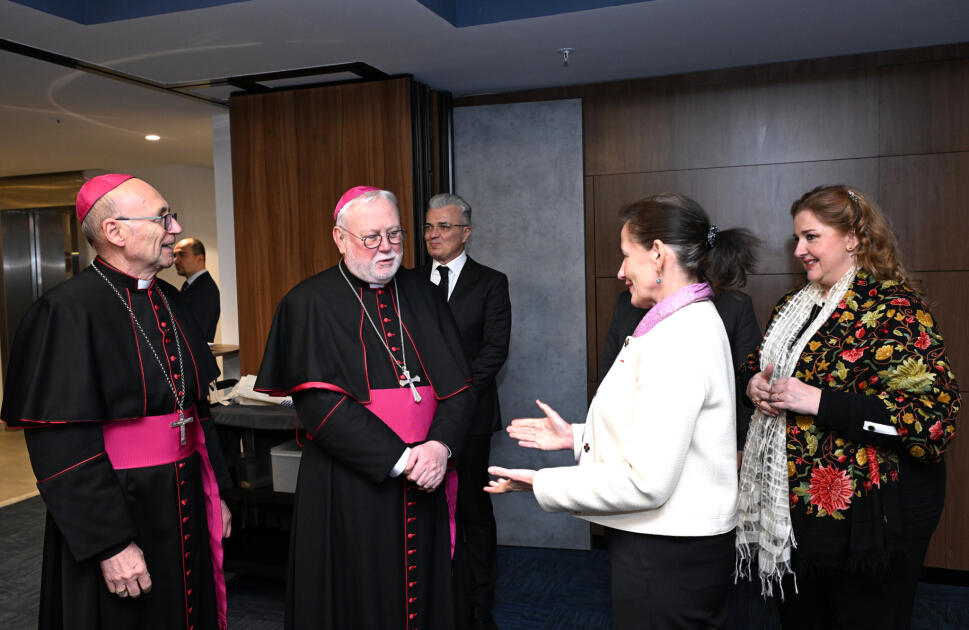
[424,193,511,630]
[174,237,220,342]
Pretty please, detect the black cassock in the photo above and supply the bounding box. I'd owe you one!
[1,258,230,630]
[256,262,472,630]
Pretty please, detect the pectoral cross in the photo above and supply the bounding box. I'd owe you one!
[171,410,194,446]
[399,369,422,403]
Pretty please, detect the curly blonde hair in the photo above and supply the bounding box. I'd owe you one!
[790,185,909,285]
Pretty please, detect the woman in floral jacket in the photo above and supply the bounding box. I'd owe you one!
[736,185,960,629]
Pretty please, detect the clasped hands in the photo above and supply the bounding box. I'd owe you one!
[747,364,822,417]
[403,440,449,492]
[485,399,572,495]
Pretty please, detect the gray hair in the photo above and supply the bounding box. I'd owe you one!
[336,189,399,228]
[80,193,119,246]
[427,193,471,226]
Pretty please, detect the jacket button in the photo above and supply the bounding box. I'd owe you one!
[623,338,629,347]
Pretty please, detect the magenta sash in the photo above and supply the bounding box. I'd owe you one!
[102,408,227,630]
[366,386,458,556]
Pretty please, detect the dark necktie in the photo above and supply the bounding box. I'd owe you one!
[437,266,450,302]
[181,281,189,293]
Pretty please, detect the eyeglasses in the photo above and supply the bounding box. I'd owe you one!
[339,227,406,249]
[116,212,179,231]
[423,222,469,233]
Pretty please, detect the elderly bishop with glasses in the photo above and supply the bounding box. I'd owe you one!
[256,186,472,630]
[1,174,233,630]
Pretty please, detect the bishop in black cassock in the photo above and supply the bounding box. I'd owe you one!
[256,186,472,630]
[1,175,232,630]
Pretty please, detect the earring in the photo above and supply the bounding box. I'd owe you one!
[656,277,662,284]
[847,245,855,252]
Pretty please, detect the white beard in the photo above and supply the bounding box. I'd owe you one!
[344,248,402,284]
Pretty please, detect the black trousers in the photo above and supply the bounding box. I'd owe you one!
[777,534,934,630]
[457,434,498,619]
[778,460,945,630]
[605,527,735,630]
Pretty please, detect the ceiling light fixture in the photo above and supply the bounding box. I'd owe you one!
[145,134,161,141]
[557,48,575,67]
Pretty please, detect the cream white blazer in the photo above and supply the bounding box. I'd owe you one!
[533,300,738,537]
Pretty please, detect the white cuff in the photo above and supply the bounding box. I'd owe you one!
[389,447,411,477]
[863,421,899,436]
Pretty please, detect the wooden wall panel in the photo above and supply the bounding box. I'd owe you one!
[878,153,969,270]
[230,78,416,374]
[879,59,969,156]
[584,70,879,176]
[909,271,969,399]
[912,271,969,570]
[230,92,304,375]
[928,426,969,570]
[584,81,675,176]
[592,159,880,278]
[669,70,879,171]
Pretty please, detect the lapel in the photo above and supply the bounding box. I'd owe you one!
[449,255,479,305]
[182,270,208,293]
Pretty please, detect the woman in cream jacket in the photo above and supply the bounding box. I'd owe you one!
[487,193,758,629]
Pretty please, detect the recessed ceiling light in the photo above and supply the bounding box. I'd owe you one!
[145,134,161,141]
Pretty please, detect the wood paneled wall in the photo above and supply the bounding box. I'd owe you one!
[229,77,417,374]
[460,43,969,571]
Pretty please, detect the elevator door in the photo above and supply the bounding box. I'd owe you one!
[0,206,79,372]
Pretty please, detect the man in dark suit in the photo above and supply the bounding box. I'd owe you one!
[424,193,511,630]
[599,289,761,459]
[173,237,220,342]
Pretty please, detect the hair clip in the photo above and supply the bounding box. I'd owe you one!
[706,225,719,247]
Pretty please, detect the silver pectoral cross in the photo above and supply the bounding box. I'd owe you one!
[171,410,195,446]
[399,369,422,403]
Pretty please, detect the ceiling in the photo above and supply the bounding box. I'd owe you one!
[1,0,967,178]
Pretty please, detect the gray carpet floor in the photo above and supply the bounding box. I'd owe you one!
[2,496,967,629]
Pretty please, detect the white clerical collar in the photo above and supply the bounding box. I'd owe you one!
[137,279,152,290]
[431,250,468,277]
[185,269,208,286]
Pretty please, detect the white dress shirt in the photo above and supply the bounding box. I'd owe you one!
[430,251,468,300]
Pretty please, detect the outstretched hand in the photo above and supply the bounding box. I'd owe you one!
[506,399,573,451]
[484,466,535,494]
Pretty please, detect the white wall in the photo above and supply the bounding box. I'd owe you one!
[128,164,223,343]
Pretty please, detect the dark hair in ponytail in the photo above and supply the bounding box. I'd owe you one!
[620,192,759,292]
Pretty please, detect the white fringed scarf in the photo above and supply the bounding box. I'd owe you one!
[735,266,858,597]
